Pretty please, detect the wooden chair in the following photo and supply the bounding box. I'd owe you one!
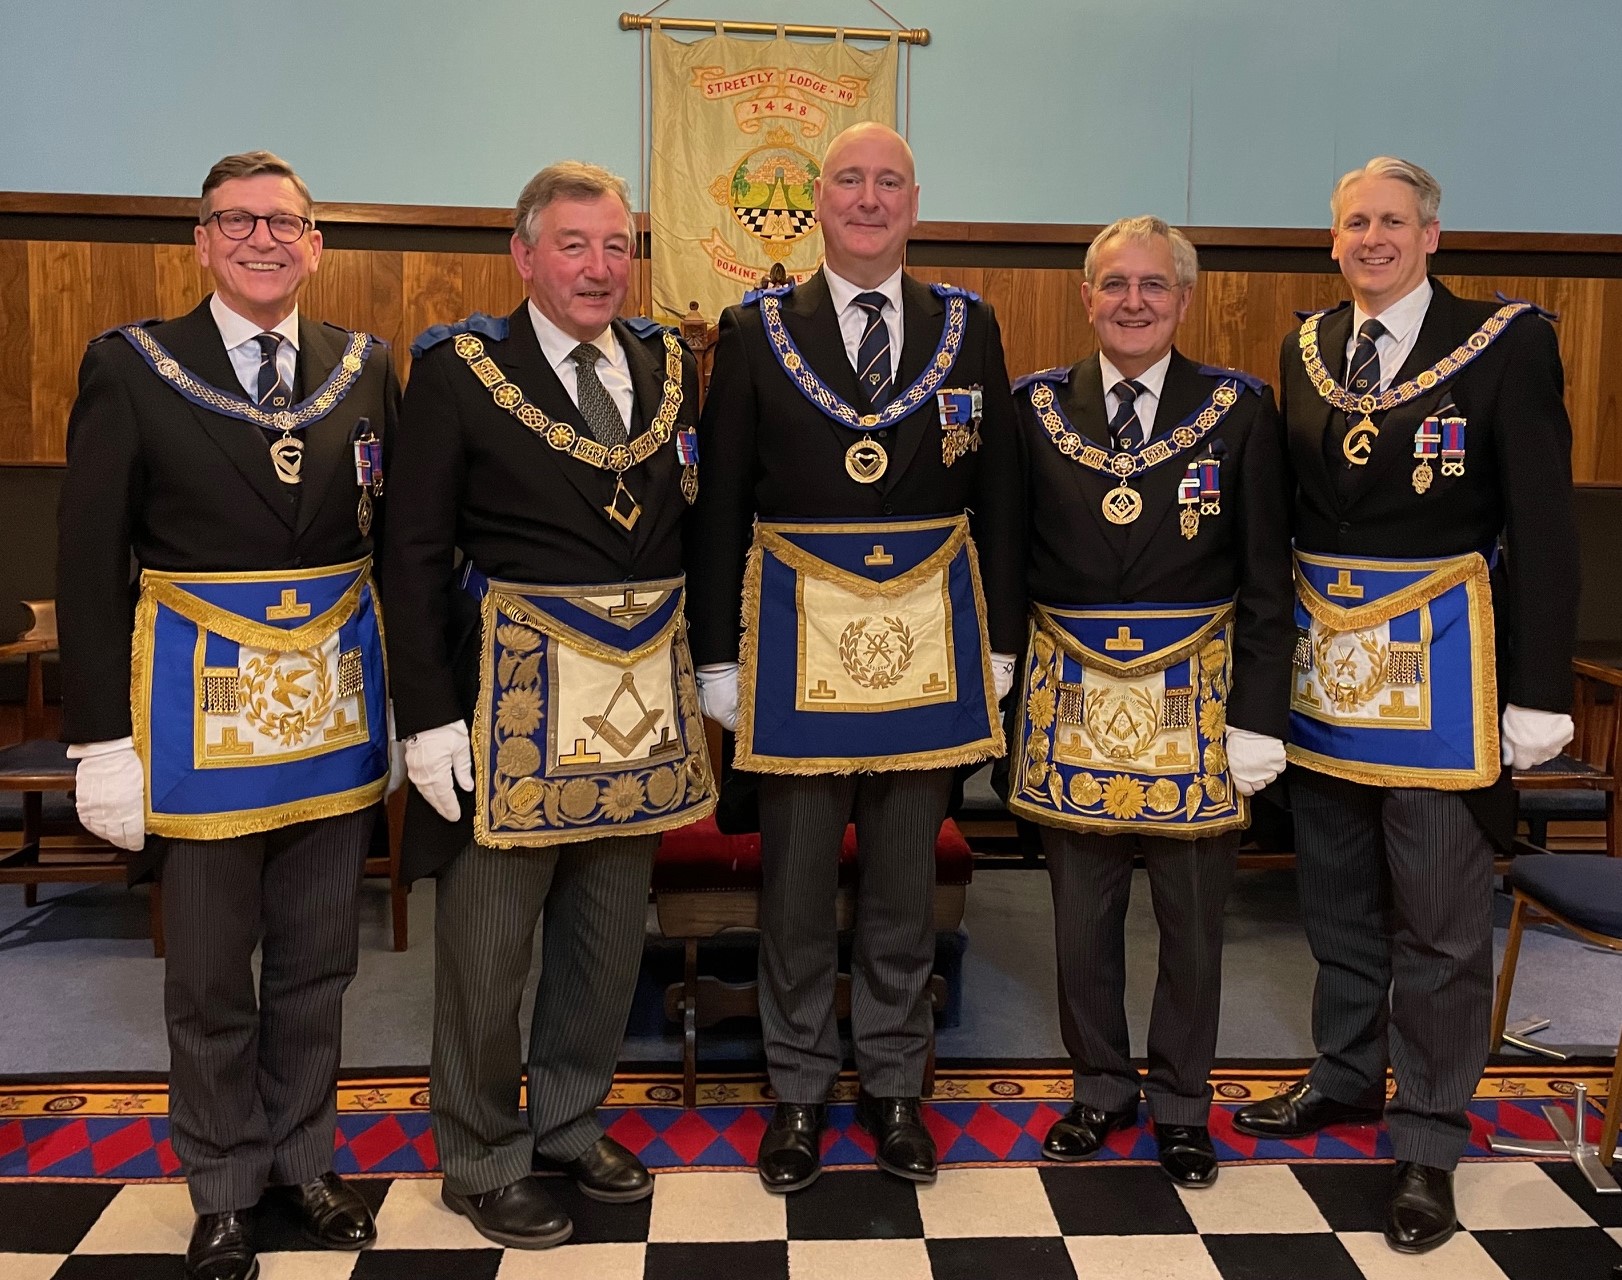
[1514,659,1621,855]
[0,601,165,955]
[367,787,410,951]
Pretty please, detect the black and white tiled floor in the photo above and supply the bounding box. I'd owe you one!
[4,1160,1621,1279]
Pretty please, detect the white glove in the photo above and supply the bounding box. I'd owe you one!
[385,700,406,797]
[697,662,740,732]
[405,720,473,822]
[1225,727,1287,796]
[991,652,1016,703]
[66,737,146,851]
[1500,703,1574,771]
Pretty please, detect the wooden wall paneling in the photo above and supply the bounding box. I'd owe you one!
[87,243,160,336]
[0,241,33,464]
[399,252,464,380]
[28,241,91,464]
[460,252,520,324]
[153,244,209,319]
[1597,279,1622,483]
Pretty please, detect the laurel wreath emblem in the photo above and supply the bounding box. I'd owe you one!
[838,615,916,690]
[1313,628,1388,713]
[241,650,334,747]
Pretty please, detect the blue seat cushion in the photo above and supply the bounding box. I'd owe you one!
[1509,853,1622,938]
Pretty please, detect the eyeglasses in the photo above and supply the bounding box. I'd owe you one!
[203,209,313,244]
[1094,278,1179,301]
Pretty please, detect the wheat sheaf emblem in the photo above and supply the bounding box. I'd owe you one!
[838,615,916,690]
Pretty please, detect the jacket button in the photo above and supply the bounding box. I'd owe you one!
[883,503,894,515]
[1337,522,1350,535]
[876,430,888,439]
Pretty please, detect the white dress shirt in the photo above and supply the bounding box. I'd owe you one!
[824,265,905,381]
[527,300,634,426]
[1344,278,1433,391]
[211,294,298,399]
[1099,350,1172,445]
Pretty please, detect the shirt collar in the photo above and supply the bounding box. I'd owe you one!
[1353,277,1433,347]
[210,294,299,353]
[824,264,904,317]
[1099,349,1172,402]
[528,300,619,375]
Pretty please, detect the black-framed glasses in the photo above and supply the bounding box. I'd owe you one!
[203,209,313,244]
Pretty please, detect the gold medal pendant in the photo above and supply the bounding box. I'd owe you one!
[845,436,888,484]
[604,475,642,530]
[1412,460,1434,494]
[1102,483,1143,525]
[357,489,373,537]
[270,433,303,484]
[1179,506,1199,540]
[1342,417,1379,466]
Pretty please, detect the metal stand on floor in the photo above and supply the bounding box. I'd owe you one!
[1490,1081,1621,1194]
[1502,1016,1570,1061]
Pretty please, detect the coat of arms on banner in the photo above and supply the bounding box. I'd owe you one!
[650,29,898,322]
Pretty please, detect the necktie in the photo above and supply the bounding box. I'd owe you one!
[1347,318,1387,396]
[254,332,291,409]
[1108,379,1147,452]
[853,291,893,407]
[570,343,628,448]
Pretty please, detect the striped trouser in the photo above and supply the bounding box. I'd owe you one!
[430,834,657,1197]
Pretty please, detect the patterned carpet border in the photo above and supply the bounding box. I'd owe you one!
[0,1065,1609,1182]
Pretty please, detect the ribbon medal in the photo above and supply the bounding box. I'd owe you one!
[677,428,700,504]
[1412,417,1440,494]
[937,386,983,467]
[1177,462,1201,540]
[1440,416,1467,477]
[1199,456,1222,516]
[352,418,383,536]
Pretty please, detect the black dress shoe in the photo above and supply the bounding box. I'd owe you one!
[1385,1161,1457,1253]
[186,1210,258,1280]
[539,1134,653,1203]
[1155,1124,1218,1187]
[441,1175,573,1249]
[1042,1103,1138,1162]
[1232,1079,1383,1138]
[855,1092,937,1184]
[276,1171,376,1249]
[757,1102,826,1193]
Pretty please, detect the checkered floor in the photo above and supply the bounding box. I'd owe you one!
[4,1159,1621,1279]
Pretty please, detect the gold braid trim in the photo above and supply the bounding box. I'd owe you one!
[138,557,371,651]
[146,778,386,840]
[484,579,686,667]
[756,517,969,600]
[1293,550,1486,632]
[1009,792,1248,840]
[1032,602,1234,680]
[1297,303,1530,415]
[733,523,1004,776]
[453,330,684,474]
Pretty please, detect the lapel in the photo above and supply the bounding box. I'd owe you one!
[877,274,947,491]
[1342,280,1460,507]
[1120,350,1206,571]
[291,317,358,539]
[160,298,297,530]
[618,317,669,556]
[783,271,872,452]
[1053,355,1129,553]
[1294,303,1349,507]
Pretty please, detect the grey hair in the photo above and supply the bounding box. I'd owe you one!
[514,161,634,246]
[1084,215,1198,288]
[1331,157,1442,227]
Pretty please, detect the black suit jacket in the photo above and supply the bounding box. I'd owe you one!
[1283,278,1579,840]
[381,304,700,877]
[1016,349,1295,739]
[686,269,1024,664]
[56,296,401,744]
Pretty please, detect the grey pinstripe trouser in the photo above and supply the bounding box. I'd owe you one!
[757,769,955,1102]
[1292,768,1495,1170]
[161,806,373,1214]
[430,834,657,1197]
[1045,826,1238,1126]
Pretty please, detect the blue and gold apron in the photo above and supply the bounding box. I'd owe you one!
[736,514,1002,774]
[1010,601,1245,837]
[1286,548,1499,789]
[131,557,388,839]
[469,574,716,848]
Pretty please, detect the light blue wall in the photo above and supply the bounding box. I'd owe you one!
[3,0,1618,232]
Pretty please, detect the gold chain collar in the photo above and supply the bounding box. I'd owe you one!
[1026,380,1241,480]
[1298,302,1530,416]
[453,330,684,474]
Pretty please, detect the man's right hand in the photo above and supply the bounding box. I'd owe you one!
[696,663,740,733]
[68,738,146,851]
[405,721,474,822]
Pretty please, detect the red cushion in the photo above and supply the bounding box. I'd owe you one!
[652,816,972,892]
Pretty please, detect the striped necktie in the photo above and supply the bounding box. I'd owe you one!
[853,291,893,407]
[1109,379,1147,452]
[254,332,292,409]
[1347,317,1387,396]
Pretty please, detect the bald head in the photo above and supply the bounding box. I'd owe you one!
[814,122,919,287]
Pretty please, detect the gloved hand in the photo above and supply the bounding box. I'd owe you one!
[1225,726,1287,796]
[405,720,473,822]
[385,700,407,797]
[67,737,146,851]
[991,652,1016,703]
[697,662,740,732]
[1500,703,1574,771]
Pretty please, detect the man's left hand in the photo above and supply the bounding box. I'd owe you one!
[1500,704,1574,771]
[1225,727,1287,796]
